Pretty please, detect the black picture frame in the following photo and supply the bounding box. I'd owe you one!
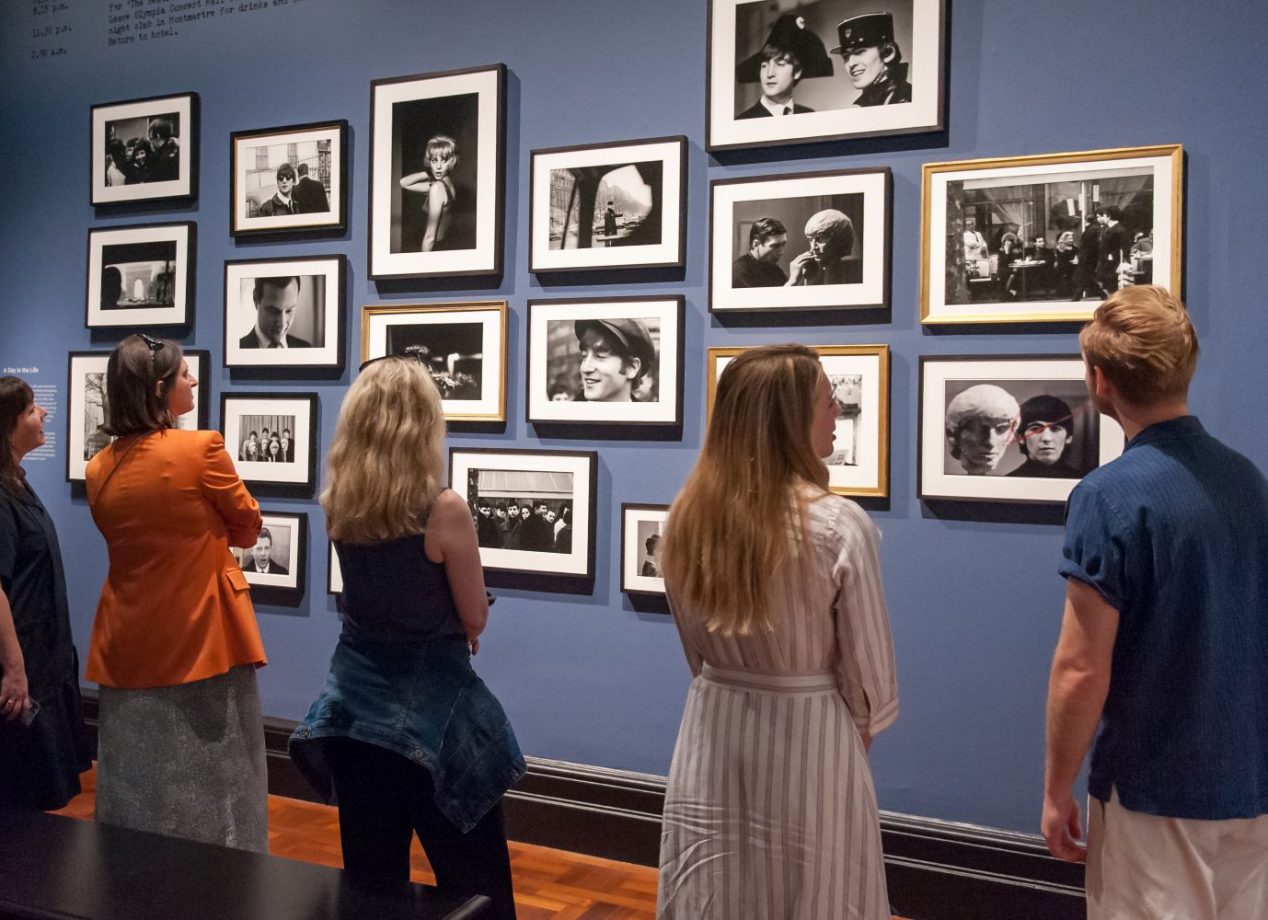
[223,255,347,371]
[230,119,349,238]
[86,221,196,329]
[219,392,319,498]
[235,510,307,607]
[620,503,669,596]
[91,91,199,206]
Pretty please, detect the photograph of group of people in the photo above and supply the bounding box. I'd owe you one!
[472,498,573,554]
[102,113,183,187]
[237,415,297,464]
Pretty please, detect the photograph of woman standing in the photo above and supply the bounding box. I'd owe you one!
[657,344,898,919]
[85,334,267,850]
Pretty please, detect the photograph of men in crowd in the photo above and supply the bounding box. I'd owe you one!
[732,192,865,289]
[544,318,659,404]
[734,14,834,118]
[237,275,324,350]
[471,497,573,554]
[104,113,182,186]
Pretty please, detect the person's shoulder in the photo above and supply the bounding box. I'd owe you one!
[430,488,469,521]
[285,334,312,348]
[736,102,769,119]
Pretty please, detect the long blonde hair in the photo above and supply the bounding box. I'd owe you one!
[322,358,446,543]
[661,344,829,636]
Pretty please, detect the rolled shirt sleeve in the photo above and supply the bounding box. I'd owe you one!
[1059,480,1132,612]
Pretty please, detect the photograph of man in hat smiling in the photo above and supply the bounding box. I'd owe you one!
[734,14,834,118]
[833,11,912,106]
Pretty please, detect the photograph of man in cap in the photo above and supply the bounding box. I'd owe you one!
[732,216,790,287]
[573,318,657,403]
[1008,395,1083,478]
[787,209,862,285]
[833,12,912,107]
[736,14,835,118]
[944,384,1021,475]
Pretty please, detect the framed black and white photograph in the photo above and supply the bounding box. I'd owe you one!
[708,344,889,497]
[231,511,306,606]
[711,168,890,313]
[361,301,508,422]
[918,355,1126,504]
[91,92,198,205]
[230,120,348,237]
[220,393,318,496]
[86,222,196,328]
[223,256,346,370]
[369,64,506,279]
[921,144,1184,325]
[529,136,687,273]
[450,448,597,579]
[66,349,210,482]
[526,296,683,426]
[327,540,343,596]
[621,503,669,596]
[707,0,945,151]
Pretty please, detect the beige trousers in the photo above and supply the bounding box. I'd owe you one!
[1086,790,1268,920]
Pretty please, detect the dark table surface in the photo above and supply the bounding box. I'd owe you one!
[0,810,488,920]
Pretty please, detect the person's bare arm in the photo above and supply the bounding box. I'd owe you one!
[0,586,30,722]
[1042,578,1119,862]
[426,490,489,651]
[398,171,433,192]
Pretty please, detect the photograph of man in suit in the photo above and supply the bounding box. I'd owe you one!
[732,217,789,287]
[241,527,288,575]
[239,276,311,349]
[736,14,834,119]
[256,162,297,216]
[292,163,330,213]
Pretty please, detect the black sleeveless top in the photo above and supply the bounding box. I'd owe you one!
[335,533,464,643]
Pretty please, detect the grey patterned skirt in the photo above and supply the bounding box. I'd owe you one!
[96,664,268,852]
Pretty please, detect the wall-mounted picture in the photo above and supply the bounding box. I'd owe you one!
[708,344,889,497]
[91,92,198,205]
[919,355,1126,504]
[621,503,669,596]
[230,120,348,236]
[526,296,684,426]
[711,167,890,312]
[920,144,1184,324]
[220,393,318,496]
[223,256,346,370]
[327,540,343,596]
[369,64,506,279]
[361,301,508,422]
[450,448,597,579]
[66,349,209,482]
[231,511,306,606]
[707,0,945,151]
[86,222,196,329]
[529,136,687,272]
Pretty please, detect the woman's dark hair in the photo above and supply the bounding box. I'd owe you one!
[104,334,184,437]
[0,376,35,494]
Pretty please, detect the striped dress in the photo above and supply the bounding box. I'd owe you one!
[658,493,898,920]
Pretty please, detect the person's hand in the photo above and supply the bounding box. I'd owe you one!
[786,251,817,285]
[1041,791,1087,862]
[0,668,31,723]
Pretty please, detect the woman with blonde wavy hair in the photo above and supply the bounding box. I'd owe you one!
[657,344,899,920]
[289,356,524,920]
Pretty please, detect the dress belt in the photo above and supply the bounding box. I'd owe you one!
[700,663,837,694]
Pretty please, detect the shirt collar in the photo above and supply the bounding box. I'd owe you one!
[759,95,796,116]
[1125,415,1205,451]
[254,327,286,349]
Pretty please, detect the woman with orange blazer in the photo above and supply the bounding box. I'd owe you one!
[86,334,268,852]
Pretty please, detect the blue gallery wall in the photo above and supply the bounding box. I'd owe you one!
[2,0,1267,836]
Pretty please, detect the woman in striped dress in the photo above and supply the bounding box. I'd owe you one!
[658,344,898,920]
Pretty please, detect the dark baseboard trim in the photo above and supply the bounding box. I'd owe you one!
[81,692,1086,920]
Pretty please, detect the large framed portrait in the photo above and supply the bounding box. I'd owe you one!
[369,64,506,279]
[526,296,684,426]
[918,355,1126,504]
[921,144,1184,325]
[86,222,196,329]
[66,349,210,482]
[230,120,349,237]
[91,92,198,205]
[621,503,669,596]
[220,392,318,496]
[708,344,889,497]
[223,256,346,370]
[450,448,597,579]
[529,136,687,273]
[711,167,890,313]
[361,301,508,422]
[707,0,945,152]
[231,511,307,607]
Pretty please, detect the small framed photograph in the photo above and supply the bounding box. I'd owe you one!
[621,504,669,596]
[327,541,343,596]
[918,355,1127,504]
[707,0,945,152]
[232,511,307,606]
[708,344,889,497]
[920,144,1184,325]
[369,64,506,279]
[91,92,198,205]
[66,349,210,482]
[361,301,508,422]
[223,256,346,370]
[527,296,684,426]
[220,393,318,496]
[86,222,196,328]
[711,167,890,312]
[529,136,687,273]
[230,120,348,237]
[450,448,597,579]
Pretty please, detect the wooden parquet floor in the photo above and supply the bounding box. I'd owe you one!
[53,766,906,919]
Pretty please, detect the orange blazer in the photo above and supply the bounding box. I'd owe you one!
[85,429,266,689]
